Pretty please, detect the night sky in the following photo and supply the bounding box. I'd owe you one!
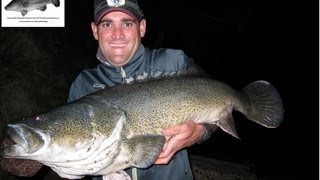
[1,0,319,179]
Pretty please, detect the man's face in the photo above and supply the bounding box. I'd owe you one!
[91,11,146,67]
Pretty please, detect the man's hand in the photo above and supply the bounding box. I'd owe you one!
[154,121,206,164]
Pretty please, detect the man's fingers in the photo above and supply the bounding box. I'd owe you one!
[154,151,175,164]
[162,124,184,136]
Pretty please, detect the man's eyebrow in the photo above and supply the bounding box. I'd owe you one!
[99,18,137,24]
[99,19,112,24]
[100,19,112,22]
[121,18,138,23]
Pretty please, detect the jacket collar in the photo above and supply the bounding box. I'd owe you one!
[96,44,146,79]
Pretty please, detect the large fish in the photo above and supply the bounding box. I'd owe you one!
[0,75,283,180]
[4,0,60,16]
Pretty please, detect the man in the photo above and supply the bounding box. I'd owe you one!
[67,0,215,179]
[1,0,216,179]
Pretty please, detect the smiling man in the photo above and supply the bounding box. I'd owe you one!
[67,0,217,179]
[0,0,217,179]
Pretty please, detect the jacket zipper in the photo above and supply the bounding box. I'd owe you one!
[120,66,126,84]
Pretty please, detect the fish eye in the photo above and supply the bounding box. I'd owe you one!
[35,116,41,121]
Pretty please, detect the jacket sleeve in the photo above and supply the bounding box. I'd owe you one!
[165,49,191,71]
[67,74,84,103]
[149,48,192,73]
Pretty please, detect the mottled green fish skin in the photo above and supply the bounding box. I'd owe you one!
[5,75,284,149]
[1,75,284,179]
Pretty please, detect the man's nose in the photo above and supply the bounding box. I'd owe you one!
[112,27,125,39]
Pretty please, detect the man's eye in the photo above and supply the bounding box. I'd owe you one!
[101,22,111,27]
[123,22,133,27]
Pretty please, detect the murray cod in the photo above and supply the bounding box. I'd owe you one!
[1,75,283,180]
[4,0,60,16]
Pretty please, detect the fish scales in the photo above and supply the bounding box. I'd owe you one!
[92,76,237,136]
[1,75,284,180]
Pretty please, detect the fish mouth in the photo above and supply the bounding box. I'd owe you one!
[4,2,13,11]
[6,124,45,154]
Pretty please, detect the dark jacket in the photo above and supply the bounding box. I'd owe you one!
[68,45,194,180]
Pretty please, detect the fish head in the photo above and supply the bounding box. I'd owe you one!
[1,123,48,158]
[1,100,125,161]
[4,0,26,11]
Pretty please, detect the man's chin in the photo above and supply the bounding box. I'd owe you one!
[108,58,130,67]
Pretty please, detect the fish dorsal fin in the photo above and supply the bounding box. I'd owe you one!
[124,60,206,84]
[125,71,178,84]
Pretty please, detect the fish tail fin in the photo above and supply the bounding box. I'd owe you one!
[240,80,284,128]
[51,0,60,7]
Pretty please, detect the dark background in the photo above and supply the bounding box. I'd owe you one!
[0,0,318,179]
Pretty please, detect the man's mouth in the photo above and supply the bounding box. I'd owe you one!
[110,43,126,48]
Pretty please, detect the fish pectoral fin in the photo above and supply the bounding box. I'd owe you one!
[126,135,165,168]
[103,171,131,180]
[21,10,27,16]
[217,115,240,139]
[39,6,47,11]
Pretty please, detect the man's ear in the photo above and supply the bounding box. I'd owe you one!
[139,19,146,37]
[91,22,99,40]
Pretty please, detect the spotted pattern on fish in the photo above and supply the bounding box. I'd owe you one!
[1,75,283,179]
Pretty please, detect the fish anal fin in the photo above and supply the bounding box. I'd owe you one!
[103,171,131,180]
[217,115,240,139]
[126,135,165,168]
